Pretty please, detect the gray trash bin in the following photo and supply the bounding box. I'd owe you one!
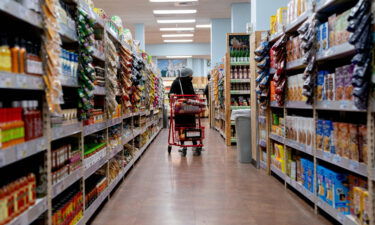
[231,109,251,163]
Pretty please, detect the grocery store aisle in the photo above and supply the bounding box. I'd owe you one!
[91,123,331,225]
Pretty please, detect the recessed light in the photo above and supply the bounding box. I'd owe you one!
[162,34,194,37]
[153,9,197,14]
[164,39,193,43]
[166,56,193,58]
[160,27,195,31]
[157,19,196,24]
[196,24,211,28]
[150,0,197,2]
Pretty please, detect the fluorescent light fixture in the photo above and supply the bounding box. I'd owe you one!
[196,24,211,28]
[153,9,197,14]
[164,39,193,43]
[166,56,192,58]
[157,19,196,24]
[150,0,197,2]
[160,27,195,31]
[162,34,194,37]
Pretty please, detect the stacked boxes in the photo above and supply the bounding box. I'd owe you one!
[316,64,355,102]
[316,119,368,163]
[287,0,310,24]
[300,158,314,193]
[285,116,314,147]
[287,74,307,102]
[286,36,303,62]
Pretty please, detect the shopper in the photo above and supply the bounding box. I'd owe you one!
[169,67,199,155]
[204,73,210,105]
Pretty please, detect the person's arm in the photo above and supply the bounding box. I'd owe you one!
[204,85,209,99]
[169,79,179,98]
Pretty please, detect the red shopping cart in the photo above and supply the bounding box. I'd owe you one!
[168,94,206,156]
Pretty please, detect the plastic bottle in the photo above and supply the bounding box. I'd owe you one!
[10,38,20,73]
[18,39,26,74]
[33,101,43,138]
[22,101,33,141]
[0,36,12,72]
[0,188,5,225]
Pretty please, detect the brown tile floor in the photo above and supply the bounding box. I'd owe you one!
[90,124,332,225]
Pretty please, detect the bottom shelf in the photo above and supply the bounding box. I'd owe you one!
[83,127,162,224]
[7,198,47,225]
[270,165,358,225]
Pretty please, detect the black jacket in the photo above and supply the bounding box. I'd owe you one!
[169,77,196,127]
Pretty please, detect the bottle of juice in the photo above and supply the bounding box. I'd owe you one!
[0,36,11,72]
[10,38,20,74]
[18,39,26,74]
[22,101,33,141]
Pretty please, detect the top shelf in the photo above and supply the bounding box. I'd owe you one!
[0,0,42,29]
[316,0,355,15]
[285,10,311,34]
[316,43,355,62]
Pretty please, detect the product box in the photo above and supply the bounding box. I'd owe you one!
[290,160,296,181]
[362,190,369,225]
[320,22,329,51]
[358,125,368,164]
[324,168,334,206]
[332,122,340,155]
[270,15,277,35]
[332,171,350,215]
[323,120,333,152]
[338,123,350,159]
[335,66,344,101]
[316,120,324,151]
[328,14,337,47]
[343,64,354,101]
[317,165,326,202]
[349,124,359,161]
[276,7,288,33]
[353,187,363,222]
[317,70,326,101]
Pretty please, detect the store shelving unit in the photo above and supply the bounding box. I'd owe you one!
[0,1,164,225]
[256,1,375,225]
[224,33,251,146]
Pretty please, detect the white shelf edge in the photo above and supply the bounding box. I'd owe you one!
[83,121,107,136]
[316,43,355,61]
[285,10,311,33]
[0,72,44,90]
[52,167,83,198]
[269,133,285,144]
[0,137,47,168]
[7,198,47,225]
[84,187,109,224]
[0,0,43,28]
[83,150,108,179]
[316,101,366,112]
[284,138,313,156]
[52,122,82,141]
[286,58,306,70]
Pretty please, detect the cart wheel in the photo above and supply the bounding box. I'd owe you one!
[194,147,202,156]
[168,146,172,154]
[181,148,187,157]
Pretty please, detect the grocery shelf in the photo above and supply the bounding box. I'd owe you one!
[284,139,313,156]
[93,48,105,61]
[260,161,267,169]
[271,165,285,180]
[230,62,250,66]
[0,0,42,28]
[315,150,368,178]
[270,101,282,108]
[230,90,250,95]
[122,134,134,145]
[286,58,306,70]
[316,199,358,225]
[60,75,79,87]
[83,121,107,136]
[52,167,83,198]
[59,23,78,42]
[316,101,366,112]
[285,101,313,109]
[258,115,266,124]
[108,144,123,160]
[123,113,133,119]
[316,43,355,62]
[231,79,250,83]
[93,86,106,95]
[285,10,311,33]
[269,133,285,143]
[0,137,47,168]
[7,198,47,225]
[259,139,267,148]
[0,72,44,90]
[52,122,82,141]
[107,117,122,127]
[286,178,316,203]
[269,31,283,43]
[84,153,108,179]
[316,0,355,15]
[230,106,250,110]
[84,188,109,224]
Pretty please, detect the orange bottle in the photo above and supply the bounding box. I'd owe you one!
[18,39,26,74]
[10,38,20,74]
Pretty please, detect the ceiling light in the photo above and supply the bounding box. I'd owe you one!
[150,0,197,2]
[162,34,194,37]
[153,9,197,14]
[196,24,211,28]
[157,19,196,24]
[164,39,193,43]
[166,56,193,58]
[160,27,195,31]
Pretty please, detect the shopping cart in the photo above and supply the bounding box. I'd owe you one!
[168,94,206,156]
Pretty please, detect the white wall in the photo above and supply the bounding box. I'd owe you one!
[251,0,289,31]
[211,18,231,68]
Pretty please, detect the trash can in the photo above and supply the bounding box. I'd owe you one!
[231,109,251,163]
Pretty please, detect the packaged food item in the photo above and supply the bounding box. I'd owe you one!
[358,125,368,164]
[349,124,359,161]
[323,120,333,152]
[316,71,326,101]
[316,120,324,151]
[338,123,350,159]
[320,22,329,51]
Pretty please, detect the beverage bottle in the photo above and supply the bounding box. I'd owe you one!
[22,101,33,141]
[32,101,42,138]
[0,36,12,72]
[19,39,26,74]
[10,37,20,73]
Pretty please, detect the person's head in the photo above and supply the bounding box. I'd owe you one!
[180,67,193,81]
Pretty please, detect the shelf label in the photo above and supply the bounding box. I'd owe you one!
[349,161,360,171]
[332,155,341,164]
[0,152,4,167]
[336,213,345,223]
[323,152,331,161]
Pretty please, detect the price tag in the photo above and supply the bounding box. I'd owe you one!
[332,155,341,164]
[323,152,331,161]
[349,161,360,171]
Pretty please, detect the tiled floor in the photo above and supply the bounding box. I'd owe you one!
[90,124,332,225]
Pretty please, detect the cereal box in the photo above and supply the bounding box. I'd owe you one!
[316,120,324,151]
[335,66,344,101]
[358,125,368,164]
[320,22,329,51]
[323,120,333,152]
[349,124,359,161]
